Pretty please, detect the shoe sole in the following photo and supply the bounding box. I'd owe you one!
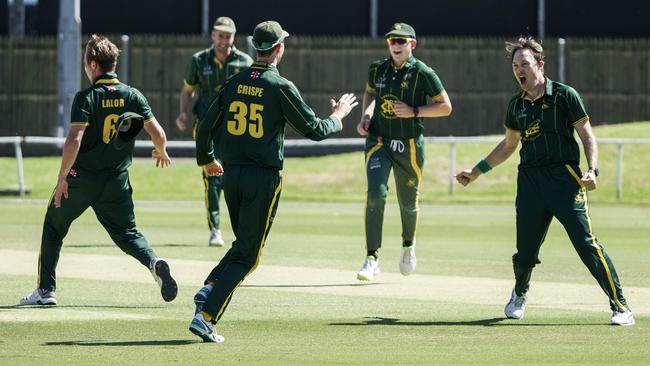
[208,242,224,247]
[155,260,178,302]
[611,320,635,326]
[189,323,223,343]
[19,300,57,306]
[357,274,373,281]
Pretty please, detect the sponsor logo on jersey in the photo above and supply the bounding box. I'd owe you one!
[375,75,386,89]
[250,70,261,79]
[107,86,117,92]
[202,65,214,76]
[523,119,542,141]
[379,94,399,119]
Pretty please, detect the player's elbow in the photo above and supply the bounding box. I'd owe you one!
[441,101,452,116]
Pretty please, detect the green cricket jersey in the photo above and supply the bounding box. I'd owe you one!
[504,78,589,168]
[196,62,342,170]
[70,72,154,174]
[184,45,253,119]
[367,55,445,140]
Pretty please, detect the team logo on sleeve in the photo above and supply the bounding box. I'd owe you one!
[379,94,399,119]
[523,120,542,141]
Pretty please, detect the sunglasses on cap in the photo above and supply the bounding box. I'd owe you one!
[387,37,412,46]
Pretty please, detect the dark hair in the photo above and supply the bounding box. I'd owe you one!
[85,34,120,72]
[505,36,544,62]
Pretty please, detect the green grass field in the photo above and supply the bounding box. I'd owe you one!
[1,122,649,365]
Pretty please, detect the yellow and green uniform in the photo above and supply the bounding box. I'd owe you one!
[195,61,342,322]
[505,78,629,312]
[184,45,253,232]
[364,55,445,251]
[38,73,158,291]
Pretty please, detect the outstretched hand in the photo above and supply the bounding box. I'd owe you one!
[331,93,359,120]
[152,148,172,168]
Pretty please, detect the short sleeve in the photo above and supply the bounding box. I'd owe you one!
[184,56,199,87]
[420,67,445,98]
[367,65,378,89]
[70,92,91,126]
[565,87,589,126]
[131,89,155,122]
[504,99,519,130]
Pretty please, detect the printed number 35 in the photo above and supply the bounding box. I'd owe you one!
[227,101,264,138]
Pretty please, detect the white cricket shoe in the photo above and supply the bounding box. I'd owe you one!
[611,310,635,326]
[209,229,225,247]
[504,288,526,319]
[399,243,416,276]
[189,313,225,343]
[150,258,178,302]
[357,256,380,281]
[19,288,57,306]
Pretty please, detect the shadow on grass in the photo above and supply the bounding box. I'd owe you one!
[0,305,164,310]
[330,317,604,327]
[66,243,200,248]
[243,282,382,289]
[43,340,197,346]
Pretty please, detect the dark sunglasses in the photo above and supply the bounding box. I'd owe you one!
[387,37,411,46]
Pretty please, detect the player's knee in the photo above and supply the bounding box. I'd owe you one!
[367,185,388,209]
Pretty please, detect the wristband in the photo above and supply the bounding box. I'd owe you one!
[475,159,492,174]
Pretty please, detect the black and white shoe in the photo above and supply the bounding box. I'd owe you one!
[150,258,178,302]
[20,288,57,306]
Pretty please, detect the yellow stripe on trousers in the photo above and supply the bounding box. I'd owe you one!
[215,177,283,321]
[202,173,214,230]
[364,138,383,250]
[409,138,422,238]
[565,165,626,310]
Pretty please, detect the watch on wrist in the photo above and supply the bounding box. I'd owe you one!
[413,106,419,118]
[589,167,599,177]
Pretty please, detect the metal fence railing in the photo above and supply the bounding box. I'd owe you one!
[2,136,649,201]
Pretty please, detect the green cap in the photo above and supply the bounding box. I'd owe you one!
[213,16,236,33]
[113,112,144,150]
[385,22,416,39]
[251,21,290,51]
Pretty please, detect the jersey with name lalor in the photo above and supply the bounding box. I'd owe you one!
[70,72,154,174]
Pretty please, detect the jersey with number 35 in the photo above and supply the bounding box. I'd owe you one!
[70,72,154,174]
[196,62,342,170]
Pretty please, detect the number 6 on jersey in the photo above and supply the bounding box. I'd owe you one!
[227,101,264,138]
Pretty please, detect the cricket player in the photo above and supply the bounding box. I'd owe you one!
[176,16,253,247]
[356,23,452,281]
[455,36,634,326]
[189,20,358,342]
[19,34,177,306]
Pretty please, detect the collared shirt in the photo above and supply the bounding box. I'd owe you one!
[195,62,342,170]
[184,45,253,119]
[367,55,445,140]
[71,72,154,173]
[504,78,589,168]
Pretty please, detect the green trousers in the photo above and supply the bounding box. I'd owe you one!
[38,168,156,291]
[202,165,282,322]
[202,171,221,231]
[364,134,424,251]
[194,120,221,231]
[513,164,629,312]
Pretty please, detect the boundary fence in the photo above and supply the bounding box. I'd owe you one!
[2,136,648,201]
